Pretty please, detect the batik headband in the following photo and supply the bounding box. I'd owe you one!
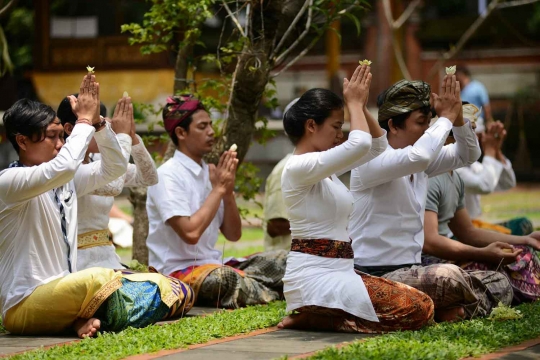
[377,80,431,122]
[163,95,205,135]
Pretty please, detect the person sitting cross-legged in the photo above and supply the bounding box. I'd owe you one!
[456,114,533,236]
[349,76,509,321]
[0,75,193,338]
[423,135,540,303]
[146,95,287,308]
[278,64,434,333]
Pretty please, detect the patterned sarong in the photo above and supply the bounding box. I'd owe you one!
[294,272,434,333]
[381,263,512,319]
[457,245,540,303]
[170,250,287,308]
[4,267,194,335]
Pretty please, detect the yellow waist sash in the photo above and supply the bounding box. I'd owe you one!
[78,229,113,249]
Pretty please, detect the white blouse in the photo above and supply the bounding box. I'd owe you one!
[456,156,516,219]
[77,135,158,270]
[281,130,387,321]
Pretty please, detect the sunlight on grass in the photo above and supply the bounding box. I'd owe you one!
[480,186,540,227]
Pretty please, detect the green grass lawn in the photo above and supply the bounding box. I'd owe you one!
[8,302,286,360]
[480,185,540,229]
[303,301,540,360]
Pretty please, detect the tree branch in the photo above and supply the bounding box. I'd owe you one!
[393,0,422,29]
[382,0,412,80]
[274,0,313,66]
[0,0,18,19]
[426,0,502,79]
[222,0,246,37]
[272,0,311,58]
[272,35,319,77]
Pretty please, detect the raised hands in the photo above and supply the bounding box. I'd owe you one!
[481,121,506,155]
[343,64,372,108]
[111,96,133,135]
[209,151,239,195]
[68,74,100,125]
[432,75,462,124]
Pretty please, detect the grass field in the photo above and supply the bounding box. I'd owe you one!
[480,184,540,229]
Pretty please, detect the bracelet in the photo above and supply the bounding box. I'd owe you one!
[76,118,92,126]
[93,118,107,131]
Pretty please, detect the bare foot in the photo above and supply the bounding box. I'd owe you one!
[278,313,310,329]
[435,307,465,322]
[74,318,101,338]
[278,312,343,331]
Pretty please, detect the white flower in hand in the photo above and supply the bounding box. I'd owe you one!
[445,65,456,75]
[86,66,95,74]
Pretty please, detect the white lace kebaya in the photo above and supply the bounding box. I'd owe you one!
[76,134,158,270]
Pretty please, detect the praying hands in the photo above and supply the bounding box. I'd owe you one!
[432,74,463,125]
[68,74,101,126]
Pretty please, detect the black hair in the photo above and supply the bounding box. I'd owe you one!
[283,88,343,145]
[456,66,471,77]
[161,108,195,146]
[57,93,107,126]
[3,99,58,153]
[378,106,432,132]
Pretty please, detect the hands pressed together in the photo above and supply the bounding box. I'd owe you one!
[68,72,134,135]
[209,150,238,196]
[343,64,372,108]
[432,74,463,126]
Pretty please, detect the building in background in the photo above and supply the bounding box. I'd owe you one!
[1,0,539,180]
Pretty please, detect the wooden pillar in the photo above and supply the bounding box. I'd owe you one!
[34,0,51,70]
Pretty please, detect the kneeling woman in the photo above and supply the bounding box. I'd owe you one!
[279,65,434,332]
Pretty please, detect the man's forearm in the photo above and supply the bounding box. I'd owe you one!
[464,227,528,247]
[221,193,242,241]
[424,234,485,262]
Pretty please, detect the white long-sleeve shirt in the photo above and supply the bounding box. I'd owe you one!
[77,135,158,270]
[0,123,126,318]
[456,156,516,219]
[282,130,387,321]
[350,118,480,267]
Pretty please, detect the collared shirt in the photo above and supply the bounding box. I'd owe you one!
[263,154,292,251]
[77,135,159,270]
[350,118,480,267]
[0,123,126,318]
[146,150,224,275]
[282,130,387,322]
[456,156,516,219]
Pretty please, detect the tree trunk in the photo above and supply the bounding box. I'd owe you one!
[129,35,195,264]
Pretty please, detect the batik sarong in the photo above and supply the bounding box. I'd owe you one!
[4,267,194,335]
[378,263,512,319]
[455,246,540,303]
[290,239,434,333]
[296,272,434,333]
[170,250,287,308]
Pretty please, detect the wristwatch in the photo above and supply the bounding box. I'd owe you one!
[93,116,107,131]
